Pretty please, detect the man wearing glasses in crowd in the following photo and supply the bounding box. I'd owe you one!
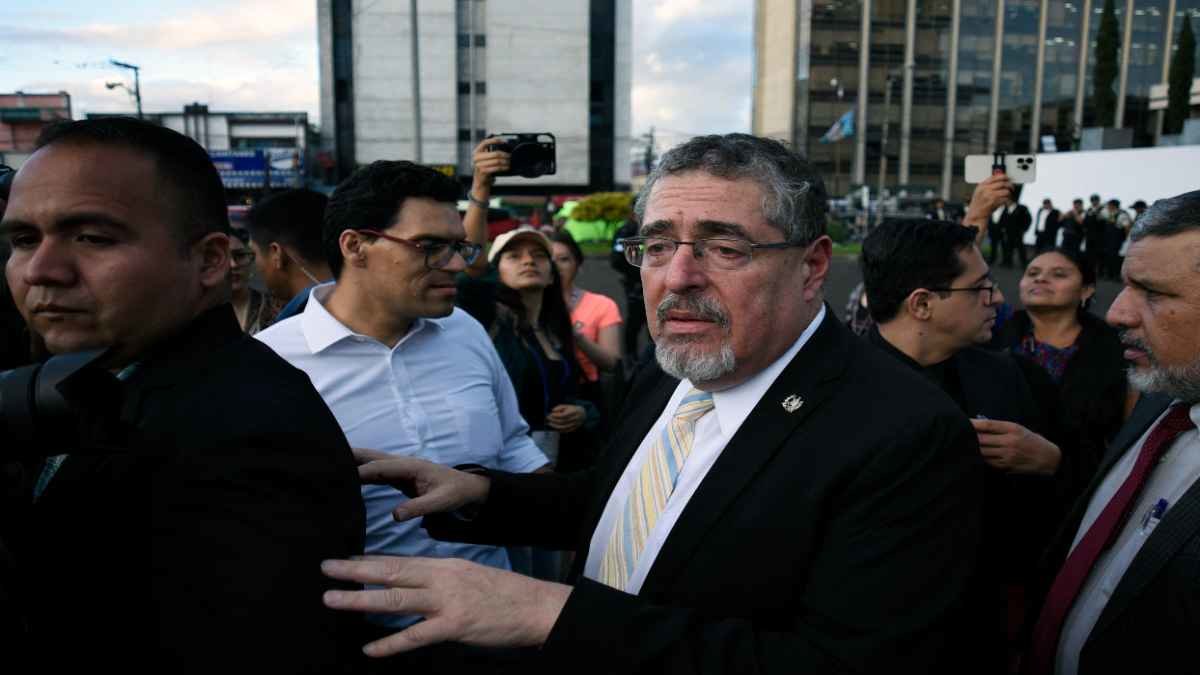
[254,160,550,671]
[314,134,984,674]
[860,217,1065,673]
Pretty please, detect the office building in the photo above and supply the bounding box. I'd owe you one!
[317,0,632,193]
[754,1,1200,200]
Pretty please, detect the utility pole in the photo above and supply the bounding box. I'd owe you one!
[410,0,423,163]
[854,0,872,185]
[109,59,142,119]
[643,126,656,175]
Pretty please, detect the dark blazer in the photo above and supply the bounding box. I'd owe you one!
[1026,394,1197,675]
[1000,204,1034,237]
[10,305,366,673]
[868,333,1058,581]
[429,310,985,674]
[1034,208,1061,247]
[993,310,1129,505]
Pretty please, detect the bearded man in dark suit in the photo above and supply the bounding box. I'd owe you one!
[1022,190,1200,675]
[319,134,985,675]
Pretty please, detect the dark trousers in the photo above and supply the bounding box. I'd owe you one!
[986,229,1003,265]
[1002,228,1027,268]
[1084,234,1106,277]
[1061,228,1082,255]
[1034,227,1058,252]
[1104,232,1127,279]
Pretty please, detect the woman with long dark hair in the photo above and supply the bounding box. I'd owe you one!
[993,247,1135,497]
[457,226,595,471]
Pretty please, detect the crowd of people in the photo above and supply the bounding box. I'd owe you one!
[2,117,1200,675]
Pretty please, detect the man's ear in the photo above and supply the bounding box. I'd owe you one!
[339,230,369,271]
[268,242,287,270]
[800,235,833,303]
[905,289,934,321]
[196,232,231,289]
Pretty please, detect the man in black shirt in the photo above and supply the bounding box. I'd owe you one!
[861,217,1063,673]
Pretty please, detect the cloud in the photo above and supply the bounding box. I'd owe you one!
[632,0,753,144]
[649,0,746,25]
[2,0,314,50]
[2,0,319,122]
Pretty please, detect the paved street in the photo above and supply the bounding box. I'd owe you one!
[577,252,1125,342]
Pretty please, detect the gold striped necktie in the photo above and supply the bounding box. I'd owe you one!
[598,387,715,591]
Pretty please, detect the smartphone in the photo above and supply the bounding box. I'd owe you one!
[964,153,1037,184]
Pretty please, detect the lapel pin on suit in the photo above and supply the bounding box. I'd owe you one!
[781,395,804,413]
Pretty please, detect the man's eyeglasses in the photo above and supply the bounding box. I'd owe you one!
[618,236,804,271]
[354,229,483,269]
[927,279,999,303]
[231,249,256,266]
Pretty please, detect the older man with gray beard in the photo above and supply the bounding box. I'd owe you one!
[313,134,985,675]
[1023,190,1200,675]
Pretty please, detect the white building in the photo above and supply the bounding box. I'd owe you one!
[317,0,631,192]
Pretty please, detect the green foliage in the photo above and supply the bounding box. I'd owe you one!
[826,215,851,244]
[1167,17,1197,135]
[571,192,634,223]
[1094,0,1120,127]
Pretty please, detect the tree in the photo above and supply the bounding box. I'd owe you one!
[1094,0,1120,127]
[1166,16,1197,135]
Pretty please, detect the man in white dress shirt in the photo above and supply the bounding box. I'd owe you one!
[1023,190,1200,675]
[254,160,548,668]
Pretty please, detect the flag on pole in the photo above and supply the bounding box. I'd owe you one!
[819,108,855,144]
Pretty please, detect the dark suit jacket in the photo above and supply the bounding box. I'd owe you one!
[1034,208,1060,241]
[429,310,985,674]
[1000,204,1034,238]
[10,305,366,673]
[992,310,1129,508]
[868,334,1058,581]
[1027,393,1198,675]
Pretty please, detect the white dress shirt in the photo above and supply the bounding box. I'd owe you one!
[583,305,826,594]
[255,283,547,626]
[1056,402,1200,675]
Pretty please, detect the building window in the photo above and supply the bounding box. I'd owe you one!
[458,34,487,48]
[458,81,487,95]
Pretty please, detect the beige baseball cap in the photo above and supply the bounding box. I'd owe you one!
[487,225,553,263]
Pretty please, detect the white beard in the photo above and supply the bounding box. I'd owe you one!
[1127,359,1200,404]
[656,338,736,384]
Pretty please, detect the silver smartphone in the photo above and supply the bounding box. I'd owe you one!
[964,153,1037,184]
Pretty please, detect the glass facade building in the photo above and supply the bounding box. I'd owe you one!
[754,0,1200,200]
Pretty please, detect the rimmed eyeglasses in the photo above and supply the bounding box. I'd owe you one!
[355,229,483,269]
[927,278,999,303]
[618,236,804,271]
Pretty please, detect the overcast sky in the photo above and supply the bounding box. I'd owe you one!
[0,0,752,150]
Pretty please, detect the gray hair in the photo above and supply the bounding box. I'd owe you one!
[1130,190,1200,242]
[633,133,829,245]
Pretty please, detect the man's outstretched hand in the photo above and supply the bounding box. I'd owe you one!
[322,556,572,657]
[352,448,492,522]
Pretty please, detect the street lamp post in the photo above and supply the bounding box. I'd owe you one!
[109,59,142,119]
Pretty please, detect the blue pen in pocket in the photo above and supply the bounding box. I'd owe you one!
[1140,498,1170,533]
